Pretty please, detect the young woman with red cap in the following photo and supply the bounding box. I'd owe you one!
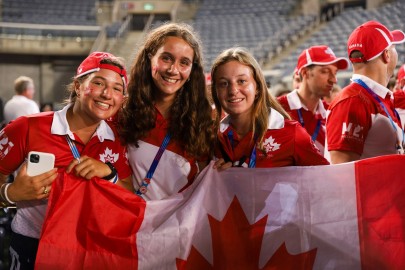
[210,47,329,170]
[0,51,132,268]
[118,23,215,200]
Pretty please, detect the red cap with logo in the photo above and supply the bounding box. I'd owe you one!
[76,52,128,88]
[296,45,349,75]
[347,20,405,63]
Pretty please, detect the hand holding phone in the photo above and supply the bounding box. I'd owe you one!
[27,151,55,176]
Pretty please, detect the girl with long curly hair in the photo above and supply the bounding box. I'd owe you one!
[118,22,215,200]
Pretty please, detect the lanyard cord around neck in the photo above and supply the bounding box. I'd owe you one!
[353,78,405,151]
[65,135,81,160]
[66,134,119,183]
[297,109,321,142]
[136,133,171,196]
[227,130,257,168]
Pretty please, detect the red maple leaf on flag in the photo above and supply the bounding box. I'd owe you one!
[176,196,317,270]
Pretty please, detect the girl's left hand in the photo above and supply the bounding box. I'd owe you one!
[213,158,232,171]
[66,155,112,180]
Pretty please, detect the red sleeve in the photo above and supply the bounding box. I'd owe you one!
[326,97,371,155]
[0,117,29,174]
[293,123,330,166]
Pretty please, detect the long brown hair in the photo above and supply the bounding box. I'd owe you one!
[211,47,290,148]
[119,22,215,158]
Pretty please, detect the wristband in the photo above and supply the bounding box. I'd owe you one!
[103,162,117,181]
[4,183,15,205]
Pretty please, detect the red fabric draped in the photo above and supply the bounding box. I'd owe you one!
[35,172,145,270]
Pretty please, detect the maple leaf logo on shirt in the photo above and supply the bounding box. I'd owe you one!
[99,147,119,163]
[0,130,14,159]
[263,136,280,153]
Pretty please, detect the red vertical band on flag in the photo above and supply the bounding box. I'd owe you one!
[35,172,146,269]
[355,155,405,269]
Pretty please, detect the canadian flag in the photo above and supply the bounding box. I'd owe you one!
[35,154,405,269]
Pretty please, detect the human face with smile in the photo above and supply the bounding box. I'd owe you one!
[75,68,125,122]
[215,60,257,120]
[150,36,194,102]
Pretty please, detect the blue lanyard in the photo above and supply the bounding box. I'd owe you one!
[136,133,171,195]
[353,79,404,151]
[297,109,321,142]
[65,135,81,160]
[65,134,119,183]
[227,130,256,168]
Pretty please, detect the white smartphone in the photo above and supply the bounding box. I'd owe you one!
[26,151,55,176]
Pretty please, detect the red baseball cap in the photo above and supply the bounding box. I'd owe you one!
[296,45,349,75]
[347,20,405,63]
[76,52,128,88]
[397,64,405,82]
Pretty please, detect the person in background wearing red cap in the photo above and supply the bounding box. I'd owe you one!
[118,23,215,200]
[277,45,349,155]
[211,47,329,170]
[394,64,405,128]
[326,20,405,164]
[0,51,132,268]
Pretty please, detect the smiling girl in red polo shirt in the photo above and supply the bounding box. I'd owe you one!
[211,47,329,170]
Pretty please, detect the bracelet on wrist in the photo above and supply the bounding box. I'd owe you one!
[2,183,15,205]
[109,174,119,184]
[103,162,117,181]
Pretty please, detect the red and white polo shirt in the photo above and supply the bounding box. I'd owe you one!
[278,89,328,155]
[0,104,131,239]
[215,108,329,167]
[326,74,403,160]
